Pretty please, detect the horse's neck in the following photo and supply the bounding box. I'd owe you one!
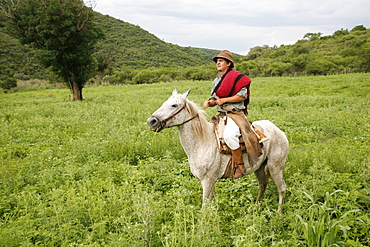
[177,114,229,180]
[177,119,217,157]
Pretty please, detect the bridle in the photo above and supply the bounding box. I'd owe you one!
[151,103,199,129]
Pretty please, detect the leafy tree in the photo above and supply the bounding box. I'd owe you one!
[351,25,367,32]
[333,28,349,36]
[244,45,273,60]
[238,60,258,76]
[264,62,292,76]
[183,64,215,81]
[0,75,16,89]
[303,32,322,41]
[0,0,104,100]
[291,54,309,72]
[306,57,337,75]
[293,44,310,55]
[133,70,158,84]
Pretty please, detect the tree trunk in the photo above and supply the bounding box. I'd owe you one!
[72,82,83,101]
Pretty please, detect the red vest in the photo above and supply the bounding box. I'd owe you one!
[215,69,251,113]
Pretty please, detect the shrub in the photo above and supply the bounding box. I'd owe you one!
[0,77,17,89]
[306,58,338,75]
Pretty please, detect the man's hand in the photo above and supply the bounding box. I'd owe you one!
[203,99,216,109]
[215,98,226,106]
[216,95,247,106]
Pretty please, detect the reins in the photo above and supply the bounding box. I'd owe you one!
[151,103,199,129]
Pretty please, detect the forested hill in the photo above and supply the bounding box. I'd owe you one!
[93,13,212,69]
[237,26,370,77]
[0,12,55,81]
[0,11,213,82]
[0,8,369,85]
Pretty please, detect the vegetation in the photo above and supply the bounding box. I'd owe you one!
[86,25,370,85]
[0,74,369,246]
[1,5,369,90]
[0,0,104,100]
[240,26,369,77]
[0,8,213,89]
[0,12,56,86]
[93,13,212,70]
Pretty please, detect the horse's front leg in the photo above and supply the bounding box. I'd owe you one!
[200,178,217,208]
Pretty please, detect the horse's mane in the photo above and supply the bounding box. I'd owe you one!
[186,100,214,143]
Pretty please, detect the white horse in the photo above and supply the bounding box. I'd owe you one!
[147,89,289,212]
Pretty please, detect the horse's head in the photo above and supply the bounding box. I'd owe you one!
[147,89,191,132]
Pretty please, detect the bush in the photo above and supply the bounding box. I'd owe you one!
[132,70,157,84]
[264,62,292,76]
[0,77,17,89]
[306,58,338,75]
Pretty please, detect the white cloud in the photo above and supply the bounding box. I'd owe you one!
[93,0,370,55]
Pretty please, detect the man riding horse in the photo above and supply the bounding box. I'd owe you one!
[203,50,268,179]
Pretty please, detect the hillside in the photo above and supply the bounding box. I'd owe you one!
[194,47,243,59]
[0,11,213,82]
[93,13,212,69]
[95,25,370,83]
[0,8,369,86]
[0,12,55,83]
[237,26,370,77]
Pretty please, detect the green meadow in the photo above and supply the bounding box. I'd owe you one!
[0,73,369,246]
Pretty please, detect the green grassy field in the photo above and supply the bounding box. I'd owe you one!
[1,73,369,246]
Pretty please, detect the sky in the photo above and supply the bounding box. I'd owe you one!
[92,0,370,55]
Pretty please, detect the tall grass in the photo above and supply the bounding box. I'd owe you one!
[296,190,361,246]
[0,74,369,246]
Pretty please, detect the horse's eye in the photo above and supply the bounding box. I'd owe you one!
[172,104,178,108]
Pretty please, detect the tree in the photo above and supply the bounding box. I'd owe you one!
[293,44,310,55]
[333,28,349,36]
[245,45,273,60]
[264,62,292,76]
[306,57,337,75]
[351,25,367,32]
[0,75,17,89]
[0,0,104,100]
[303,32,322,41]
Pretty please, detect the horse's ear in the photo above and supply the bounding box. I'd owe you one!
[172,88,178,95]
[183,89,191,98]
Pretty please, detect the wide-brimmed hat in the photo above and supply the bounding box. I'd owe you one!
[213,50,234,68]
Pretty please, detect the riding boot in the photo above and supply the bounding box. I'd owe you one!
[253,128,269,143]
[232,147,246,179]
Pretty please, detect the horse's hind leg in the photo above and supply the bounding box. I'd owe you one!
[254,159,269,203]
[268,160,287,213]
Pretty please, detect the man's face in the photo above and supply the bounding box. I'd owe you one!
[216,58,231,73]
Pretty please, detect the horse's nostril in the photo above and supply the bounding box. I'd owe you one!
[150,119,157,125]
[148,117,160,128]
